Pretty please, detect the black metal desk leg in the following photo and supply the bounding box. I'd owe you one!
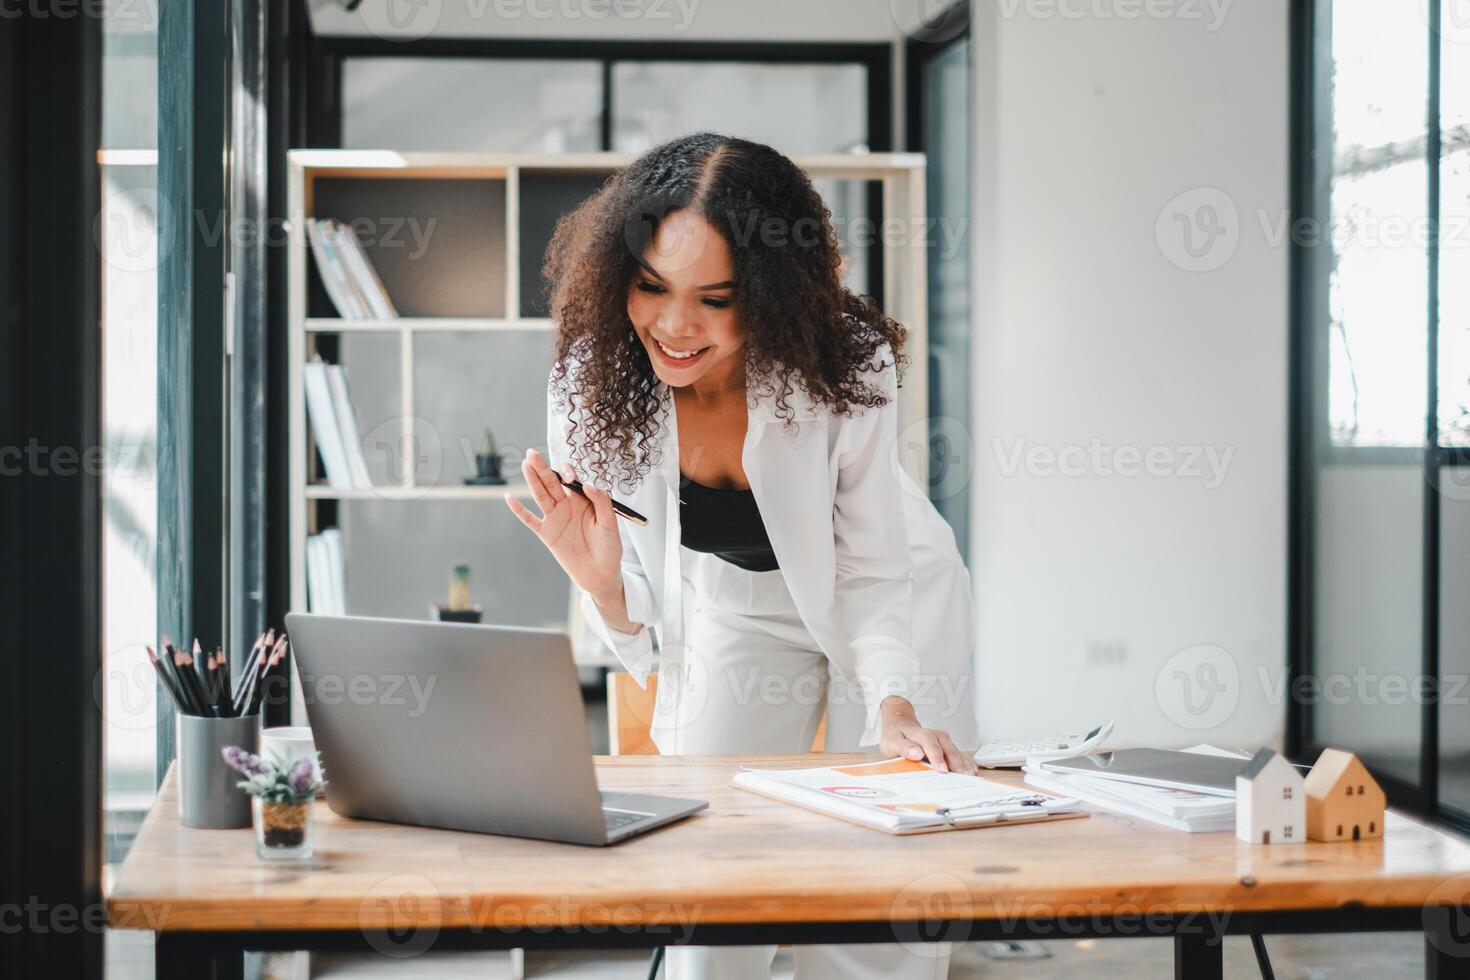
[154,932,244,980]
[1174,932,1224,980]
[1424,905,1470,980]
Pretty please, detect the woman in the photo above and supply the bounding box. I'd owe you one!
[507,133,977,979]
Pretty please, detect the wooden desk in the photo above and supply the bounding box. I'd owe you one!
[109,755,1470,979]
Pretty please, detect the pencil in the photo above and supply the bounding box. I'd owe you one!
[159,637,200,715]
[218,645,232,713]
[174,646,212,716]
[207,647,227,716]
[239,631,276,718]
[232,631,267,717]
[249,634,288,716]
[146,646,188,714]
[192,639,211,710]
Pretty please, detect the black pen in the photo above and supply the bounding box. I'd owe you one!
[556,474,648,526]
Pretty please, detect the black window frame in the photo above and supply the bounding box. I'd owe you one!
[905,2,973,559]
[1289,0,1468,834]
[1,7,106,978]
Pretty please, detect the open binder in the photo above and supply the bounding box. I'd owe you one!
[732,758,1087,835]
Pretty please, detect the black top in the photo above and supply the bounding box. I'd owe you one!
[678,474,780,572]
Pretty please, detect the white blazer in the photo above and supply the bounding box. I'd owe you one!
[547,352,978,749]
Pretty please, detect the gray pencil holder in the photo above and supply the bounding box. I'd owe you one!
[178,713,259,829]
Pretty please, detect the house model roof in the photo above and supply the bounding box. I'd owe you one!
[1238,747,1279,780]
[1304,747,1375,797]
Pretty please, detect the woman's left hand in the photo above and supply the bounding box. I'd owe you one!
[878,696,978,775]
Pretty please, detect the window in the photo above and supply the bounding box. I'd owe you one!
[1294,0,1470,832]
[100,0,160,867]
[342,58,604,152]
[1321,1,1430,449]
[908,20,973,557]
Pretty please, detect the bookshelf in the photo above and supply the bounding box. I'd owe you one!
[286,150,929,672]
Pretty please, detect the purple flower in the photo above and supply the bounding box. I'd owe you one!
[221,745,268,777]
[287,756,317,796]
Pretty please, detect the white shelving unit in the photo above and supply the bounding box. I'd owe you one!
[286,149,929,659]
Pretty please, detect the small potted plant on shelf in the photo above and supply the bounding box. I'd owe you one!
[222,746,326,861]
[432,562,482,623]
[465,427,506,485]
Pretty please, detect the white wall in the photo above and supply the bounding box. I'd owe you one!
[968,1,1290,749]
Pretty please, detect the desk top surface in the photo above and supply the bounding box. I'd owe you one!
[107,754,1470,933]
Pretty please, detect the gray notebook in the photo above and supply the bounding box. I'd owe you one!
[1040,748,1250,796]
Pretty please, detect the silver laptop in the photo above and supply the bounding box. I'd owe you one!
[285,613,706,845]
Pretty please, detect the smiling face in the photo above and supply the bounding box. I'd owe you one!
[625,208,743,391]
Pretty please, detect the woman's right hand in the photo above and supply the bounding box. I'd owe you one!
[505,449,624,601]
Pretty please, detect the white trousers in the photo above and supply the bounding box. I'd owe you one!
[660,549,952,980]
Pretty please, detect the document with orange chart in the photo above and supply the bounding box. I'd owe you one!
[732,758,1086,834]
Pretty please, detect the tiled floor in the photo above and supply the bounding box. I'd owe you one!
[108,930,1429,978]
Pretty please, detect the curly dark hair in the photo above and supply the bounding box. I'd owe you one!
[544,131,907,491]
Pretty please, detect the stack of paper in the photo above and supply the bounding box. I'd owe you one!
[733,758,1084,835]
[306,217,399,320]
[1023,746,1247,833]
[304,358,372,490]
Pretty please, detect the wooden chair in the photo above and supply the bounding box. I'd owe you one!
[606,671,826,755]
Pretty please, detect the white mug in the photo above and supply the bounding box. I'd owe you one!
[260,726,317,772]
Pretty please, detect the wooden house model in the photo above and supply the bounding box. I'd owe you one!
[1304,748,1385,842]
[1235,748,1306,844]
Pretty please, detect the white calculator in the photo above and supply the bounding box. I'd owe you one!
[971,721,1114,769]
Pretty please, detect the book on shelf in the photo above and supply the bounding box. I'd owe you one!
[305,217,398,320]
[328,219,399,319]
[306,528,347,616]
[303,357,373,491]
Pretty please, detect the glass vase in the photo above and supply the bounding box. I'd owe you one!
[252,797,313,861]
